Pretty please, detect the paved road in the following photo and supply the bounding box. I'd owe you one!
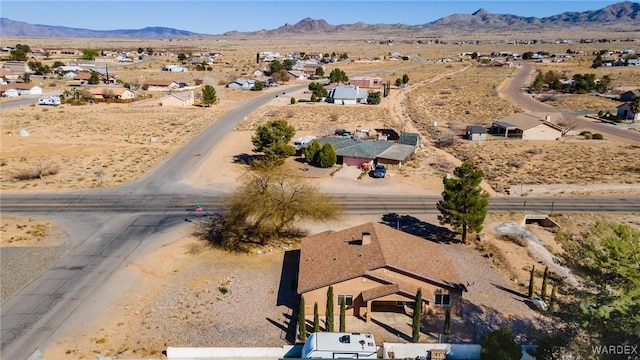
[1,63,638,360]
[507,63,640,144]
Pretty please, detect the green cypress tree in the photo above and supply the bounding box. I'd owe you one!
[340,296,346,332]
[549,284,557,311]
[528,265,535,298]
[317,143,337,168]
[313,302,319,333]
[326,286,334,332]
[541,266,549,301]
[436,162,489,243]
[412,288,422,342]
[305,139,322,165]
[443,306,451,339]
[299,295,307,341]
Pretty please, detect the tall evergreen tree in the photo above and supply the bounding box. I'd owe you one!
[316,143,337,168]
[313,302,320,333]
[305,139,322,165]
[412,288,422,342]
[528,265,535,298]
[299,295,307,340]
[201,85,217,107]
[339,296,346,332]
[326,286,334,332]
[443,306,451,340]
[541,266,549,301]
[437,162,489,243]
[549,284,557,311]
[480,327,522,360]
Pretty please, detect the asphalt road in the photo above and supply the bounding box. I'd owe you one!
[1,64,638,360]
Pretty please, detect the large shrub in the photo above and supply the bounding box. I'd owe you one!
[316,143,337,168]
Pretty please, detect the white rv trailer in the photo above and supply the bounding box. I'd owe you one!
[38,96,61,106]
[301,332,378,359]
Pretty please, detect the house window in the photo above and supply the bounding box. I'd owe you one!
[338,294,353,307]
[435,293,451,306]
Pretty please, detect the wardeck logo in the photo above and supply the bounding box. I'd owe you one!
[591,344,638,356]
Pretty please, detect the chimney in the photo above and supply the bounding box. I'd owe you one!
[361,232,371,246]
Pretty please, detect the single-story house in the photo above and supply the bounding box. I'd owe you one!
[160,91,194,107]
[310,137,415,168]
[2,61,30,73]
[490,113,563,140]
[252,69,268,77]
[88,87,136,100]
[620,89,640,102]
[350,76,384,89]
[298,222,465,323]
[326,85,368,105]
[465,126,488,141]
[162,65,188,72]
[7,83,42,96]
[227,79,256,90]
[287,70,307,80]
[144,80,180,92]
[1,88,19,97]
[617,102,640,122]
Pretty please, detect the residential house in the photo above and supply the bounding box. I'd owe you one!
[620,89,640,102]
[88,87,136,100]
[3,61,30,73]
[617,102,640,122]
[490,113,563,140]
[311,137,415,168]
[160,92,194,107]
[252,69,268,77]
[5,83,42,96]
[465,126,488,141]
[1,88,19,97]
[162,65,189,72]
[144,80,180,92]
[326,85,368,105]
[287,70,307,80]
[297,222,465,323]
[227,79,256,90]
[350,77,384,89]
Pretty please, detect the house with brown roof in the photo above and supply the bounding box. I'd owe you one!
[297,222,465,324]
[88,87,136,100]
[160,91,194,107]
[490,112,563,140]
[144,80,180,92]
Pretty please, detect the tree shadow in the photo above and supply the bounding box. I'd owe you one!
[492,283,528,298]
[232,153,255,164]
[459,300,545,344]
[266,312,297,344]
[379,212,457,243]
[371,318,412,342]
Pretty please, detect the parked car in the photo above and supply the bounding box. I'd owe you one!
[371,164,386,178]
[334,129,352,136]
[531,296,548,311]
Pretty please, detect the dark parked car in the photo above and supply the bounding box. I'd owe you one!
[371,164,386,178]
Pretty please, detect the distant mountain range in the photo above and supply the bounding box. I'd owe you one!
[1,1,639,38]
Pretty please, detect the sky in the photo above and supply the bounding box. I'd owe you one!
[0,1,630,35]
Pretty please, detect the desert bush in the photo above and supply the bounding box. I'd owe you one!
[14,163,59,181]
[290,97,296,104]
[538,94,558,102]
[591,133,604,140]
[584,133,593,139]
[579,130,592,136]
[434,133,458,148]
[526,147,543,155]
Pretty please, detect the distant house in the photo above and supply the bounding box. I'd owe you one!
[9,84,42,96]
[162,65,188,72]
[465,126,488,141]
[490,113,563,140]
[252,69,267,77]
[144,80,180,92]
[620,89,640,102]
[1,88,19,97]
[287,70,307,80]
[298,222,465,323]
[227,79,256,90]
[88,87,136,100]
[326,85,368,105]
[617,103,640,122]
[350,76,384,89]
[3,61,30,73]
[160,92,194,107]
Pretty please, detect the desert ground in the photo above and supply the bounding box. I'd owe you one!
[2,34,640,359]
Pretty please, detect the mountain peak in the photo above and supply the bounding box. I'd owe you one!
[472,9,491,16]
